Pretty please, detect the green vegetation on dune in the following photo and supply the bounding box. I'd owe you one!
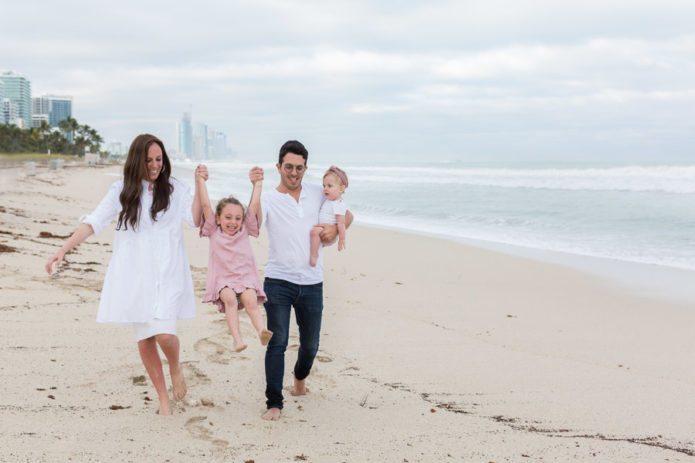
[0,153,83,162]
[0,117,105,156]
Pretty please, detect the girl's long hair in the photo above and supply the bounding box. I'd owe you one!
[116,134,173,231]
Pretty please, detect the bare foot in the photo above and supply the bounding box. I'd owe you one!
[170,367,187,401]
[157,398,172,415]
[309,254,318,267]
[261,408,281,421]
[234,342,248,353]
[291,377,307,396]
[259,329,273,346]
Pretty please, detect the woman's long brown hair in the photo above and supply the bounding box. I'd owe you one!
[116,134,173,231]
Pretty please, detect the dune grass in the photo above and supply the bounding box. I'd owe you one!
[0,153,82,162]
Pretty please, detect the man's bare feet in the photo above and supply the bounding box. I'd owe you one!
[259,329,273,346]
[170,366,187,401]
[234,342,248,352]
[291,376,307,396]
[261,408,281,421]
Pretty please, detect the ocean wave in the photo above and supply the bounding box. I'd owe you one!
[343,165,695,194]
[356,213,695,271]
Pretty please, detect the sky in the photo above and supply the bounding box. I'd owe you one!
[2,0,695,163]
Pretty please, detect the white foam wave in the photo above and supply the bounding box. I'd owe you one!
[345,165,695,194]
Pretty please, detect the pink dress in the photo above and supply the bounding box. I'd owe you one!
[200,212,267,312]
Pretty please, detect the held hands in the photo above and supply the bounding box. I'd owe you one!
[249,167,264,185]
[195,164,209,182]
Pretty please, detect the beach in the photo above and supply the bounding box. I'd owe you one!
[1,163,694,462]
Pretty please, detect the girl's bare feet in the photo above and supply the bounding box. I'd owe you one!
[261,408,281,421]
[234,342,248,352]
[259,329,273,346]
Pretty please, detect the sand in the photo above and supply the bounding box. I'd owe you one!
[1,163,694,462]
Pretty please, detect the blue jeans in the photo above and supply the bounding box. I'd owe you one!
[263,277,323,410]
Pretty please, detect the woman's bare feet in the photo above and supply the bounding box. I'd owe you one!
[259,329,273,346]
[261,408,281,421]
[170,366,187,401]
[291,377,307,396]
[157,396,172,415]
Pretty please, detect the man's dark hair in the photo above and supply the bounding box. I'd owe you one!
[278,140,308,164]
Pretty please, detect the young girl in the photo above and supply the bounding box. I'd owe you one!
[195,164,272,352]
[310,166,348,266]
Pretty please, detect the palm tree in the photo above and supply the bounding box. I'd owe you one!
[87,127,103,154]
[58,116,79,143]
[37,120,52,153]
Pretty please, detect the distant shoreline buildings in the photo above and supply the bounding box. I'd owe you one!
[175,110,233,160]
[1,70,234,158]
[1,70,73,134]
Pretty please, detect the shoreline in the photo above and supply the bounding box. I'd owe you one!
[358,220,695,303]
[2,163,695,461]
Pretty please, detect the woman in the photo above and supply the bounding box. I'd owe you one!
[46,133,202,415]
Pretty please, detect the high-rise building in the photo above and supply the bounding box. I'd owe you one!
[32,113,49,128]
[0,71,32,128]
[2,98,20,126]
[213,131,228,159]
[192,122,207,160]
[177,112,192,158]
[46,95,72,127]
[32,94,72,127]
[32,96,48,116]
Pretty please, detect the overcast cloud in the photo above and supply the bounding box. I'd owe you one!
[2,0,694,162]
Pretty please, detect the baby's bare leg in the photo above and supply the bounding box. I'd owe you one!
[240,288,273,345]
[310,226,324,266]
[220,288,246,352]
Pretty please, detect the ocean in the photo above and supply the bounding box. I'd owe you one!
[172,159,695,298]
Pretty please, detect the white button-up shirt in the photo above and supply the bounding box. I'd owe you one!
[261,182,325,285]
[82,178,196,324]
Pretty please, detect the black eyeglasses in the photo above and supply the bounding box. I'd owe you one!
[282,163,306,173]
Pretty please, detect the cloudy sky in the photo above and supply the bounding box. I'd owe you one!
[2,1,694,163]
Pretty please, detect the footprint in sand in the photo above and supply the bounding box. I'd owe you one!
[179,361,211,386]
[194,337,238,365]
[316,355,332,363]
[184,416,229,450]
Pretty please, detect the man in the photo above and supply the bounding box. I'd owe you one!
[250,140,353,421]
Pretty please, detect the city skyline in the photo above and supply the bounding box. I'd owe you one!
[2,1,694,163]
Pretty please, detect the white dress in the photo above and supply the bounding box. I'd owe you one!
[82,178,196,326]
